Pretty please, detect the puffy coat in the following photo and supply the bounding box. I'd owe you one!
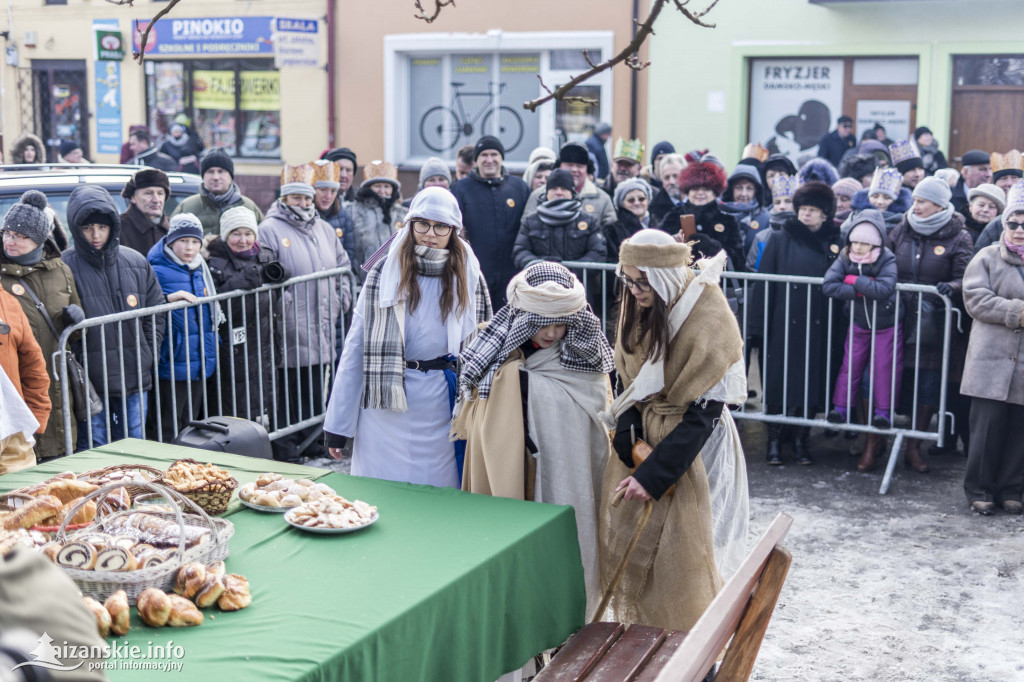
[822,219,900,330]
[753,215,843,415]
[159,135,203,174]
[147,239,218,382]
[206,237,286,419]
[961,240,1024,405]
[10,134,45,165]
[451,169,530,309]
[887,211,973,373]
[0,287,50,432]
[0,239,82,457]
[61,185,166,397]
[658,200,746,271]
[119,204,169,258]
[524,178,617,229]
[347,188,408,283]
[172,189,265,236]
[849,188,912,235]
[260,201,352,367]
[513,204,606,270]
[604,208,648,262]
[318,198,356,267]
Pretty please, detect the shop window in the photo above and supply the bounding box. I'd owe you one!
[144,58,280,160]
[954,55,1024,87]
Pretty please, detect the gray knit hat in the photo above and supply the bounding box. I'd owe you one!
[2,190,51,245]
[418,157,452,190]
[912,176,952,208]
[613,177,653,209]
[219,206,258,242]
[967,183,1005,213]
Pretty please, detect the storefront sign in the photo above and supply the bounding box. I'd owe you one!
[748,58,845,164]
[133,16,274,56]
[855,100,911,141]
[94,60,123,154]
[272,17,321,69]
[94,28,125,61]
[192,70,280,111]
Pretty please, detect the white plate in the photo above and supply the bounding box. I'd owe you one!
[283,510,379,534]
[239,497,295,513]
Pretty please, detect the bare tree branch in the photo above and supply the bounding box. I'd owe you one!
[672,0,721,28]
[413,0,456,23]
[114,0,183,63]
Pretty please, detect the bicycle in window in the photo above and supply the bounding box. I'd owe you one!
[419,82,524,154]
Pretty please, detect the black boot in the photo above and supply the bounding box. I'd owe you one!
[766,424,783,466]
[794,427,813,465]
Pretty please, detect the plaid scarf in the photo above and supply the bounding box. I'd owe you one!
[459,262,613,400]
[362,244,491,411]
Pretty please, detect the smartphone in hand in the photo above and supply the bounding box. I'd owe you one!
[679,214,696,240]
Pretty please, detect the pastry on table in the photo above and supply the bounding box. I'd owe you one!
[42,479,99,504]
[56,541,98,570]
[54,499,98,526]
[193,574,225,609]
[166,595,203,627]
[205,561,225,576]
[218,573,252,611]
[104,590,130,636]
[2,495,63,530]
[137,588,171,627]
[82,596,112,638]
[174,562,206,599]
[95,547,138,572]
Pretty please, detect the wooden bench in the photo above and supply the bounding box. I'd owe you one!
[534,512,793,682]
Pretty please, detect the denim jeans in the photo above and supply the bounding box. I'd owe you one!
[77,391,148,450]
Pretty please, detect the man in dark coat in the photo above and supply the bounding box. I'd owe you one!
[119,168,170,256]
[951,149,992,216]
[61,185,166,448]
[817,115,856,168]
[320,147,359,203]
[450,135,530,309]
[585,122,612,181]
[127,128,178,173]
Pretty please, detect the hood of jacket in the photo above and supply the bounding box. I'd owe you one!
[843,209,887,248]
[66,184,121,267]
[723,164,763,203]
[11,134,45,165]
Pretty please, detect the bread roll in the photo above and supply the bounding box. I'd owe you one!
[55,499,98,526]
[42,479,99,504]
[217,573,252,611]
[174,562,206,598]
[237,482,257,501]
[166,595,203,627]
[3,495,63,530]
[83,596,111,638]
[193,574,225,608]
[56,541,97,570]
[205,561,225,576]
[95,547,138,572]
[42,542,61,563]
[104,590,130,636]
[137,588,171,627]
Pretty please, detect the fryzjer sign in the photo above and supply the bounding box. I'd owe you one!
[133,16,274,56]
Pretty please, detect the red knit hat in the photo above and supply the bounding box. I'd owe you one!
[677,161,727,195]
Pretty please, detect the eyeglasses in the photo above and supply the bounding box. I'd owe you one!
[624,196,648,204]
[411,220,454,237]
[1006,221,1024,232]
[617,273,652,293]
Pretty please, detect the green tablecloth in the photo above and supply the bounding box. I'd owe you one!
[4,442,586,681]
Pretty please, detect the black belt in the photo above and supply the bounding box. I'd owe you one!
[406,357,457,372]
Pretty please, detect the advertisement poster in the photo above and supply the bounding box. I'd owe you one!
[93,21,123,155]
[133,16,274,57]
[855,100,911,141]
[272,17,321,69]
[748,58,845,164]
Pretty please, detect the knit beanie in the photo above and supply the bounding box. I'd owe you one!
[59,140,82,159]
[528,147,557,165]
[1002,180,1024,224]
[2,190,51,245]
[418,157,452,189]
[967,183,1006,213]
[832,178,862,200]
[934,168,960,187]
[166,213,204,245]
[912,176,952,208]
[474,135,505,160]
[546,169,576,194]
[322,147,358,168]
[558,142,592,172]
[849,222,882,247]
[649,141,675,163]
[201,150,234,178]
[613,178,653,209]
[219,206,258,242]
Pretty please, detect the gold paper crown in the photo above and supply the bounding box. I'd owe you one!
[742,143,770,163]
[770,175,798,199]
[888,139,921,166]
[311,159,340,186]
[990,150,1024,173]
[281,163,315,186]
[362,160,399,186]
[612,138,645,164]
[869,167,903,198]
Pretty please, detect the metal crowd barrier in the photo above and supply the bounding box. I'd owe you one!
[54,267,351,456]
[563,261,958,495]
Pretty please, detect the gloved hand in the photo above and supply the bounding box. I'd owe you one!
[843,274,858,285]
[612,407,642,468]
[62,303,86,326]
[689,232,723,258]
[935,282,954,298]
[261,261,287,283]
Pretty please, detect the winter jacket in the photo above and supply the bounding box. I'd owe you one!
[961,240,1024,405]
[451,169,530,309]
[604,208,648,262]
[524,178,617,229]
[318,198,356,267]
[130,146,178,173]
[919,143,947,176]
[119,205,169,258]
[172,189,265,236]
[513,205,606,270]
[648,188,679,228]
[951,177,971,217]
[0,287,50,432]
[585,133,610,181]
[10,134,45,165]
[147,239,218,382]
[753,215,843,415]
[887,211,973,373]
[61,185,166,397]
[159,135,203,175]
[721,165,771,255]
[962,212,989,245]
[346,188,408,284]
[849,187,912,235]
[817,129,857,168]
[658,200,746,271]
[822,216,899,330]
[206,238,286,419]
[974,217,1003,254]
[0,240,81,457]
[260,201,351,367]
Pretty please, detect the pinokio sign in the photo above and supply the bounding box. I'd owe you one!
[133,16,274,56]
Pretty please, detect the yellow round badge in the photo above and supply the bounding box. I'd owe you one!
[585,204,595,213]
[934,245,946,256]
[336,228,344,238]
[126,294,138,307]
[714,223,725,232]
[750,220,760,230]
[577,221,588,230]
[506,198,516,208]
[395,221,402,229]
[10,283,25,296]
[281,238,291,248]
[830,244,840,254]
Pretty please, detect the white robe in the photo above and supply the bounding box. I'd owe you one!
[325,275,459,488]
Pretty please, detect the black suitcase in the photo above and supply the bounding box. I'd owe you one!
[172,418,273,459]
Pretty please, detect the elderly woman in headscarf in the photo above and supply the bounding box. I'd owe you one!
[453,262,614,610]
[324,187,491,487]
[604,178,653,262]
[598,229,748,630]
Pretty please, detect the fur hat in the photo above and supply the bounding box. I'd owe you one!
[797,158,840,187]
[201,149,234,178]
[838,153,877,182]
[121,168,170,200]
[793,181,836,220]
[678,161,727,195]
[2,190,51,245]
[558,142,594,174]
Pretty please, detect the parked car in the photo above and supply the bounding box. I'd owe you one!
[0,164,201,242]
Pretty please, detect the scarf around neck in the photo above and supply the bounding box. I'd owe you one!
[1004,231,1024,260]
[163,244,225,326]
[4,245,43,266]
[907,204,954,236]
[414,244,448,277]
[537,197,582,228]
[202,183,241,209]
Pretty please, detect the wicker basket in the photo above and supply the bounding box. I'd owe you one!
[158,458,239,516]
[0,491,94,533]
[54,481,234,604]
[81,463,164,500]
